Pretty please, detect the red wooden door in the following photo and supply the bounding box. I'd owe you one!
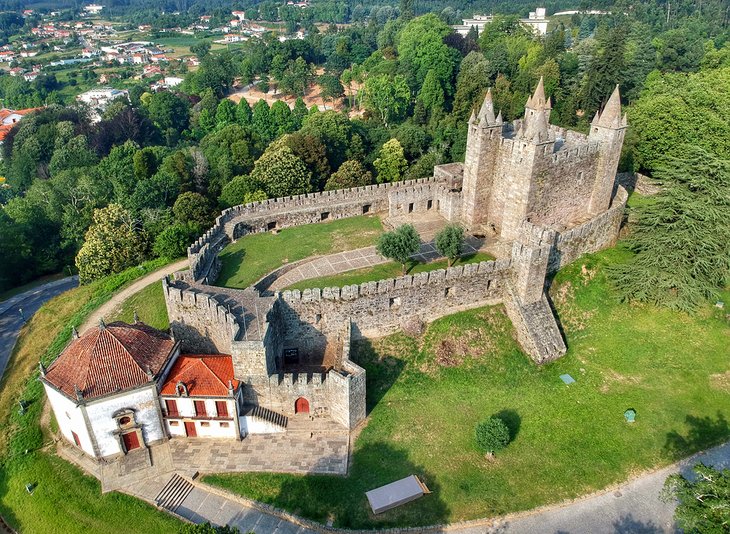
[122,431,140,451]
[215,401,228,418]
[184,421,197,437]
[72,431,81,447]
[295,397,310,414]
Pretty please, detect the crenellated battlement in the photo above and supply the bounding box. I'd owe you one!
[279,259,511,304]
[548,142,601,164]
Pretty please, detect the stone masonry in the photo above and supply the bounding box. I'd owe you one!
[165,78,629,431]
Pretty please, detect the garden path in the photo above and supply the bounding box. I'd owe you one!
[79,258,188,334]
[267,237,484,292]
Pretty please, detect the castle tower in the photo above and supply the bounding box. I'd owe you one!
[461,88,503,230]
[496,78,556,241]
[588,85,627,215]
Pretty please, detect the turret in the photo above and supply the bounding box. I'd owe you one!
[588,85,628,215]
[461,88,504,230]
[519,77,553,145]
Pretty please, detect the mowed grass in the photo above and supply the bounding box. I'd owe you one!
[0,260,182,533]
[110,281,169,330]
[216,215,384,289]
[204,247,730,529]
[286,252,496,291]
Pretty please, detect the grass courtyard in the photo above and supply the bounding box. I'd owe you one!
[285,252,496,292]
[204,247,730,529]
[215,215,384,289]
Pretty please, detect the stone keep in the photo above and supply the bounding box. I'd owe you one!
[461,79,627,241]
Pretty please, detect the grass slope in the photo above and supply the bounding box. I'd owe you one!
[204,247,730,529]
[0,260,182,533]
[216,215,384,289]
[111,281,169,330]
[286,252,495,291]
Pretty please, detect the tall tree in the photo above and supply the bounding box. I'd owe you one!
[374,138,408,183]
[609,146,730,311]
[75,204,145,284]
[363,74,410,127]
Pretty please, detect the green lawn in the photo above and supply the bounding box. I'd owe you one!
[286,252,496,291]
[0,259,182,533]
[216,215,384,289]
[110,281,169,330]
[204,246,730,529]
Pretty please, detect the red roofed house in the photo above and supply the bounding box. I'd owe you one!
[160,354,243,439]
[41,320,179,459]
[40,319,247,461]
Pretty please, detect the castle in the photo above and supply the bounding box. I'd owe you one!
[42,80,627,463]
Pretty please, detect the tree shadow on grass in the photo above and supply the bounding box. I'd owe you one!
[275,442,449,530]
[215,247,246,287]
[664,412,729,461]
[494,409,521,442]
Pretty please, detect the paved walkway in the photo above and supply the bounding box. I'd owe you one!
[168,418,349,476]
[133,441,730,533]
[269,237,484,292]
[0,276,78,379]
[79,259,188,333]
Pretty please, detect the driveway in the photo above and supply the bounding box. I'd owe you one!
[0,276,78,379]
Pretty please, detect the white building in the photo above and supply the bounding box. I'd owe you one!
[84,4,104,15]
[40,321,179,459]
[76,87,130,122]
[41,321,248,460]
[454,7,550,36]
[160,354,242,439]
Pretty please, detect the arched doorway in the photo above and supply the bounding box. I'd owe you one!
[295,397,310,414]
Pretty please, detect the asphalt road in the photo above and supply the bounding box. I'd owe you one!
[0,276,78,380]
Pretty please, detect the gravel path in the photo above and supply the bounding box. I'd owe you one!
[79,259,188,334]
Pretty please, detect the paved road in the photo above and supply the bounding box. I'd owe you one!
[0,276,78,379]
[164,440,730,534]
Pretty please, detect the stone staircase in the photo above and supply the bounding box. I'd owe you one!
[242,405,288,429]
[155,473,195,513]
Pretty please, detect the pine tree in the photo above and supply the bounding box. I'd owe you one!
[609,146,730,311]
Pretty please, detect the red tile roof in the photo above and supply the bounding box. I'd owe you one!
[44,322,175,400]
[160,354,239,397]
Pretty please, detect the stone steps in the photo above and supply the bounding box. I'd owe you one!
[155,473,194,513]
[243,405,288,429]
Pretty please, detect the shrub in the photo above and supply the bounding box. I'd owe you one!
[475,416,510,454]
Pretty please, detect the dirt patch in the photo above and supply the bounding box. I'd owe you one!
[600,368,643,393]
[710,371,730,392]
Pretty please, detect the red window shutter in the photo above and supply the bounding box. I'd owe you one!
[194,400,206,417]
[215,401,228,418]
[165,399,178,417]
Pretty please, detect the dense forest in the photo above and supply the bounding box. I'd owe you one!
[0,0,728,310]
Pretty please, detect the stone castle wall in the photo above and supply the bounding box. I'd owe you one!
[550,186,628,272]
[279,258,512,339]
[162,278,239,355]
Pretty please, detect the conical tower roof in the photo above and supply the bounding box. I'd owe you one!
[526,76,551,110]
[597,85,624,129]
[477,88,496,125]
